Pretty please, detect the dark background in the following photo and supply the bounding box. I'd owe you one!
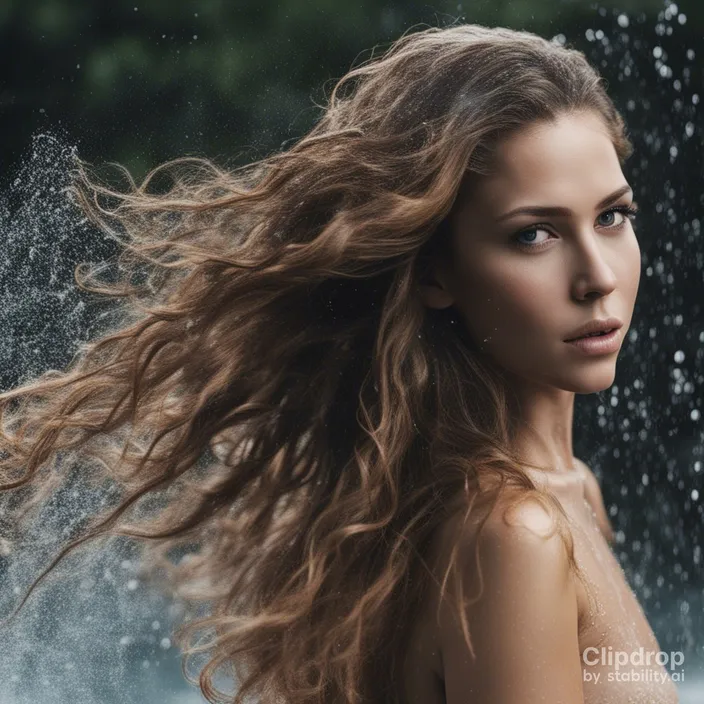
[0,1,702,702]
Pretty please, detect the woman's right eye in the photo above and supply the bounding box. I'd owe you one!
[513,226,553,250]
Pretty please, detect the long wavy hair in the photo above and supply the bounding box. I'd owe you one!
[0,23,632,704]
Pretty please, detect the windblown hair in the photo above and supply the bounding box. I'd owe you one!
[0,23,632,704]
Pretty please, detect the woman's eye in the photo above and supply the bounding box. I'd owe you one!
[596,204,639,228]
[597,210,621,227]
[514,227,551,248]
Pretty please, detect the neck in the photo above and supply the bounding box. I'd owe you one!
[507,378,576,474]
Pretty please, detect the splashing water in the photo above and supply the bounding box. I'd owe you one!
[0,133,211,703]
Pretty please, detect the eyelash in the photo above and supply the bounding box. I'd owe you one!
[512,204,640,251]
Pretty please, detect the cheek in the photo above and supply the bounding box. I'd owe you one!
[453,263,555,347]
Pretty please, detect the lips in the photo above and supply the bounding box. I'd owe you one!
[569,328,616,341]
[564,318,623,342]
[565,327,622,355]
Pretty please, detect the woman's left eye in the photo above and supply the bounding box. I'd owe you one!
[597,209,624,227]
[593,204,640,229]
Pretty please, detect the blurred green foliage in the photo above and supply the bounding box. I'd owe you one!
[0,0,700,179]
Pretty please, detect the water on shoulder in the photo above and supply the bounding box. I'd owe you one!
[401,467,680,704]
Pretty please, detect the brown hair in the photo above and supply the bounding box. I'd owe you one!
[0,23,632,704]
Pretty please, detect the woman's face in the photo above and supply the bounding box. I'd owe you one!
[421,110,641,394]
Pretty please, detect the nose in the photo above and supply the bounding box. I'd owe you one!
[570,232,619,301]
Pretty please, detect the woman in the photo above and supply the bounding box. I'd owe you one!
[0,24,680,704]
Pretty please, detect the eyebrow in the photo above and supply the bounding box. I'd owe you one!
[495,184,634,223]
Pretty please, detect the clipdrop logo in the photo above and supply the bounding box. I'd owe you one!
[582,646,686,685]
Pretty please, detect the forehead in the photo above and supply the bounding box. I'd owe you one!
[459,111,625,214]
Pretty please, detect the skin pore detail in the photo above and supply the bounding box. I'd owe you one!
[419,109,642,478]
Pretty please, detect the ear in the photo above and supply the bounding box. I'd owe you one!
[418,261,455,310]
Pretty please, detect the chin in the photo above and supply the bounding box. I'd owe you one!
[496,359,617,395]
[561,368,618,394]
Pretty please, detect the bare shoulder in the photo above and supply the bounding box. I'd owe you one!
[459,492,570,583]
[436,493,584,703]
[438,491,566,563]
